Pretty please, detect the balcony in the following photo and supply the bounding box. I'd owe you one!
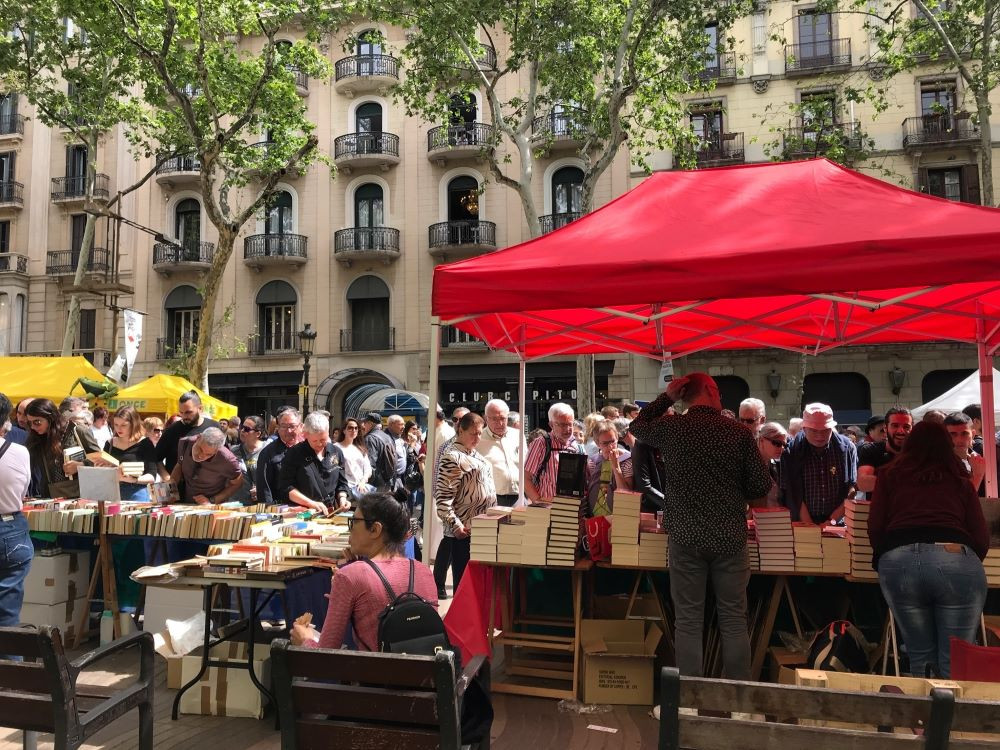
[428,220,497,258]
[441,324,486,349]
[288,67,309,96]
[427,123,494,164]
[785,39,852,76]
[333,54,400,95]
[156,337,193,360]
[531,107,588,152]
[152,240,215,274]
[243,233,308,270]
[340,327,395,352]
[247,334,299,358]
[693,132,746,167]
[902,112,980,151]
[51,174,110,203]
[155,155,201,186]
[0,114,25,141]
[783,122,863,160]
[455,44,498,77]
[333,132,400,172]
[46,248,110,275]
[0,253,28,277]
[0,181,24,210]
[697,52,738,86]
[333,227,401,266]
[539,212,583,235]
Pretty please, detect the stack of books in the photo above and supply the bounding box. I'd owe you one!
[747,520,760,571]
[547,496,582,567]
[198,551,265,579]
[24,499,97,533]
[637,528,668,567]
[610,490,642,566]
[520,506,551,566]
[470,514,502,563]
[983,548,1000,587]
[845,500,877,579]
[793,522,824,572]
[820,526,851,573]
[751,507,794,571]
[497,517,525,564]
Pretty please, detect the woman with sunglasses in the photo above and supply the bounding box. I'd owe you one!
[338,417,374,500]
[290,492,437,650]
[92,406,158,501]
[754,422,788,508]
[142,417,164,447]
[232,415,266,504]
[25,398,101,498]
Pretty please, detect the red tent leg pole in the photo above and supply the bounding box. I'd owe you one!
[977,304,998,497]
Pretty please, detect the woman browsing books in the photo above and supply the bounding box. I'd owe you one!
[91,406,159,502]
[25,398,101,498]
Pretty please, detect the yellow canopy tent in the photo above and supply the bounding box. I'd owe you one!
[0,356,106,403]
[105,374,238,420]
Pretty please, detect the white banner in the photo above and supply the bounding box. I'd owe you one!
[106,354,126,384]
[123,309,143,381]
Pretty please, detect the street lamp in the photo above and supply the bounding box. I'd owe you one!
[297,323,318,412]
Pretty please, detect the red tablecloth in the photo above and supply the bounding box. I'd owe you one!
[443,561,507,666]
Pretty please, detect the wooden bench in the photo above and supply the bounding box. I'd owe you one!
[0,625,154,750]
[270,639,488,750]
[657,666,999,749]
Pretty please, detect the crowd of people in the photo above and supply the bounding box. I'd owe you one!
[0,376,994,678]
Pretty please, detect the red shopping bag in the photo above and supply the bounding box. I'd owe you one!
[950,636,1000,682]
[585,516,611,561]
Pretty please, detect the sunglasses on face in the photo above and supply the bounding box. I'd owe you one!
[766,438,787,449]
[240,425,259,433]
[152,428,163,434]
[739,417,759,425]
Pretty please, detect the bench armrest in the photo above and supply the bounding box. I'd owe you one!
[70,631,154,673]
[456,654,486,699]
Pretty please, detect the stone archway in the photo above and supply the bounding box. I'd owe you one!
[313,367,404,424]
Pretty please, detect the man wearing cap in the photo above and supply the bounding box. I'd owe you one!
[857,408,913,495]
[359,412,401,495]
[863,415,886,445]
[781,403,858,524]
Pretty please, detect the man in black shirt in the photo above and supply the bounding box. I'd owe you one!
[857,407,912,495]
[155,391,220,474]
[255,407,303,504]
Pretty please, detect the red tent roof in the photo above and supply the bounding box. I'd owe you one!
[432,159,1000,359]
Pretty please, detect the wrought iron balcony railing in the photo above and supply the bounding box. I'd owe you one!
[46,248,110,274]
[785,38,852,73]
[51,174,110,201]
[902,112,980,148]
[340,327,395,352]
[539,212,583,234]
[334,54,400,82]
[427,123,495,153]
[428,220,496,249]
[333,132,400,160]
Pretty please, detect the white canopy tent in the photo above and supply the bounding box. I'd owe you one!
[911,368,1000,423]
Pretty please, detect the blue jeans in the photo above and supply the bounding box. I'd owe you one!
[878,543,987,678]
[119,482,149,502]
[0,514,33,628]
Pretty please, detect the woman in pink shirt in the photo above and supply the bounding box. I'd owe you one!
[291,492,437,650]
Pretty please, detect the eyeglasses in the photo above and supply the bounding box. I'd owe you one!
[598,439,617,448]
[240,425,259,433]
[766,438,787,449]
[347,516,375,530]
[345,425,359,431]
[739,417,760,425]
[278,423,300,431]
[28,418,47,428]
[551,421,574,429]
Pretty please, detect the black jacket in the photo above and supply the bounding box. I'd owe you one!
[277,441,349,508]
[630,439,665,513]
[255,438,291,504]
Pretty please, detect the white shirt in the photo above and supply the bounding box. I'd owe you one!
[93,424,113,451]
[339,442,373,489]
[476,426,524,496]
[0,438,31,514]
[435,421,456,447]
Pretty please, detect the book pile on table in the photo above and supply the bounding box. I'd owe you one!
[821,526,851,573]
[520,505,551,566]
[845,500,877,579]
[547,496,582,567]
[470,514,501,563]
[497,517,525,564]
[638,527,668,568]
[983,549,1000,587]
[747,520,760,571]
[793,522,823,572]
[751,507,794,571]
[197,551,266,579]
[24,499,97,533]
[610,490,642,566]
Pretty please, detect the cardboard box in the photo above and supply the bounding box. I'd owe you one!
[581,619,662,705]
[24,551,90,606]
[21,597,86,641]
[142,586,204,636]
[178,641,271,718]
[769,647,807,685]
[151,629,185,689]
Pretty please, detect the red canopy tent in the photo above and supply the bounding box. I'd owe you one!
[423,159,1000,543]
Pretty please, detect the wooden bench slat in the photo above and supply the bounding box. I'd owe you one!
[0,661,50,693]
[291,681,439,725]
[949,700,1000,733]
[679,714,926,750]
[0,631,42,658]
[0,690,55,733]
[295,718,441,750]
[285,649,438,688]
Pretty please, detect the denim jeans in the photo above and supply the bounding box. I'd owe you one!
[669,541,751,679]
[0,514,33,628]
[878,543,987,678]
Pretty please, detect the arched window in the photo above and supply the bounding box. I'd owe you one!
[346,276,390,351]
[163,285,202,356]
[175,198,201,256]
[357,30,381,57]
[802,372,872,425]
[449,93,476,125]
[354,183,384,228]
[265,191,293,236]
[356,102,382,133]
[921,369,975,404]
[256,280,297,353]
[714,375,750,414]
[448,175,479,221]
[552,166,584,215]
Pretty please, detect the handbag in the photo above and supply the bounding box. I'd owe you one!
[585,515,611,561]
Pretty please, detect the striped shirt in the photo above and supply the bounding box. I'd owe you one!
[523,433,582,500]
[435,442,497,535]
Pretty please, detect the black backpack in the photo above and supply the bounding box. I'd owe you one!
[362,558,451,655]
[806,620,871,674]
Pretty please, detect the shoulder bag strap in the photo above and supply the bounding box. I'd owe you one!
[532,434,553,486]
[0,440,11,464]
[407,559,415,594]
[362,557,397,600]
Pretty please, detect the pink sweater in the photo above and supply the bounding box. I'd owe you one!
[306,557,439,651]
